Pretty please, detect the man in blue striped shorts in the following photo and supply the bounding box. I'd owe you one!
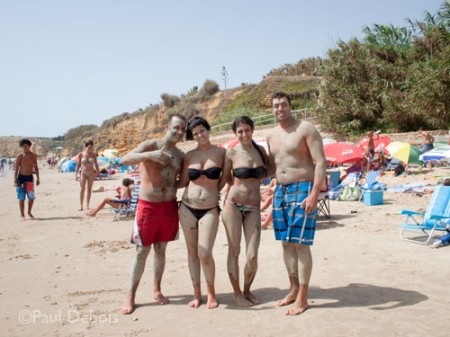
[266,92,327,316]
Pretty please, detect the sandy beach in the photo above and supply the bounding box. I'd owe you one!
[1,164,449,337]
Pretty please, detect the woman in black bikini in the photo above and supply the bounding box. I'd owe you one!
[218,116,269,307]
[75,140,100,211]
[177,117,226,309]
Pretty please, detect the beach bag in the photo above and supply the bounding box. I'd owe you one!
[339,186,361,201]
[339,186,350,201]
[394,164,405,177]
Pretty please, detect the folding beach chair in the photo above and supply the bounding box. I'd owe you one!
[317,177,331,218]
[114,183,140,220]
[399,186,450,244]
[358,170,382,201]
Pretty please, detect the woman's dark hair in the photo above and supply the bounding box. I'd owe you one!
[85,140,94,147]
[186,117,211,140]
[122,178,134,187]
[19,139,32,147]
[231,116,267,165]
[231,115,254,133]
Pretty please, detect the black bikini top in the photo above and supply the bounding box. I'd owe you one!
[188,167,222,181]
[232,166,266,179]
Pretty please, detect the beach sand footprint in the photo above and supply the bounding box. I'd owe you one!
[83,240,130,255]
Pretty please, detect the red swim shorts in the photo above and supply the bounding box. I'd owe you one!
[133,199,179,246]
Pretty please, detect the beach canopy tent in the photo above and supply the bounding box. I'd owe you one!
[399,185,450,244]
[61,160,77,173]
[323,142,365,165]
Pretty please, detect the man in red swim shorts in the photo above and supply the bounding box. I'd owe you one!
[121,113,187,315]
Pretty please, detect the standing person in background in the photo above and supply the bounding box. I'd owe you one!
[366,131,379,170]
[218,116,269,307]
[75,140,100,211]
[267,92,326,316]
[416,129,435,169]
[14,139,40,220]
[121,113,186,315]
[177,117,225,309]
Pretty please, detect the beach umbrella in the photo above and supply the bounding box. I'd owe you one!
[219,137,268,151]
[386,142,422,165]
[322,138,337,145]
[56,157,68,168]
[323,142,365,165]
[103,149,119,160]
[97,157,110,171]
[219,138,240,149]
[419,146,450,162]
[356,135,392,154]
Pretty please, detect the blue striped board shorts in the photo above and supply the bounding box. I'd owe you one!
[272,181,317,245]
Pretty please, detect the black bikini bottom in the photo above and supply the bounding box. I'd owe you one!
[181,202,220,221]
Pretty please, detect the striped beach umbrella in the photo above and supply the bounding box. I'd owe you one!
[386,142,422,165]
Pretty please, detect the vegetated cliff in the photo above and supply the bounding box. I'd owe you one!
[0,75,321,158]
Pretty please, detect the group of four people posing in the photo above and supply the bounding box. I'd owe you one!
[120,91,327,316]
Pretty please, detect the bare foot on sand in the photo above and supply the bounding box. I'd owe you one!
[20,215,26,221]
[28,212,35,220]
[234,292,251,307]
[122,293,135,315]
[154,291,169,305]
[86,212,96,217]
[188,297,201,308]
[244,291,260,305]
[78,207,83,211]
[207,294,218,309]
[277,292,297,307]
[285,302,309,316]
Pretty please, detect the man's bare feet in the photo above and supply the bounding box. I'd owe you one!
[233,292,251,307]
[154,291,170,305]
[277,291,298,307]
[188,297,201,308]
[78,207,83,211]
[20,215,26,221]
[285,302,309,316]
[28,212,35,219]
[206,294,218,309]
[244,291,260,305]
[122,293,135,315]
[86,212,96,217]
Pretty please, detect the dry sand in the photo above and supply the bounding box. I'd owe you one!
[1,163,449,337]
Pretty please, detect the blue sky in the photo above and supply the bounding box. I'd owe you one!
[0,0,445,137]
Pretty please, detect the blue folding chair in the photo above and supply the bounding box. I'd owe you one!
[358,170,383,201]
[114,183,140,220]
[399,186,450,244]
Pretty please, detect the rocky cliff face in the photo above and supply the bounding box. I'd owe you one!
[0,137,47,159]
